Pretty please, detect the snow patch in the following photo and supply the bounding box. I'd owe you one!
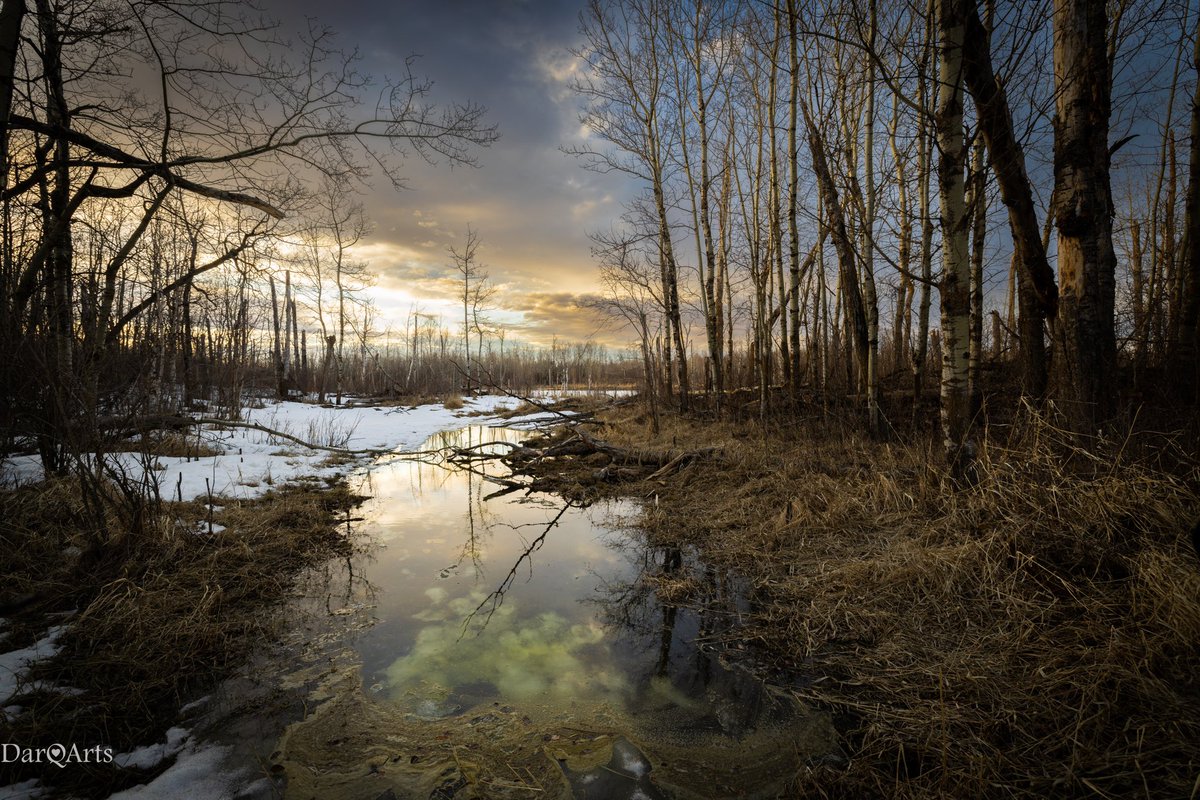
[0,626,66,704]
[0,779,45,799]
[0,394,543,501]
[107,734,250,800]
[177,695,210,715]
[113,726,190,771]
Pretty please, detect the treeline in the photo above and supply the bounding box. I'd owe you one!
[0,0,500,475]
[575,0,1198,460]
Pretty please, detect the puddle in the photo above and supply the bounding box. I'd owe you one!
[242,426,836,798]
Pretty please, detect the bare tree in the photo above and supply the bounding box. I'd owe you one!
[449,225,485,393]
[1,0,497,473]
[570,0,690,409]
[1052,0,1118,432]
[936,0,973,473]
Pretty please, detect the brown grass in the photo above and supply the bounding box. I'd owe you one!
[442,394,465,410]
[596,404,1200,798]
[0,480,364,797]
[107,431,220,458]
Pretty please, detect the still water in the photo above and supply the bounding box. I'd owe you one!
[266,426,834,799]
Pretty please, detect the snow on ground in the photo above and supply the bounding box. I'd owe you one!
[106,732,269,800]
[112,727,190,771]
[0,625,65,704]
[530,387,634,400]
[0,780,44,799]
[0,394,536,502]
[0,390,616,800]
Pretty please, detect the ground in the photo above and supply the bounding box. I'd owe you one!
[3,392,1197,798]
[0,392,605,799]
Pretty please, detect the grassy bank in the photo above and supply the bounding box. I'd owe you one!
[585,403,1200,798]
[0,476,364,797]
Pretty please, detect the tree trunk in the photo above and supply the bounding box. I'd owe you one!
[959,0,1056,397]
[651,153,689,410]
[0,0,25,186]
[799,97,870,401]
[34,0,73,474]
[912,0,935,410]
[968,137,986,416]
[937,0,973,474]
[860,0,882,437]
[1172,14,1200,399]
[786,0,802,399]
[1052,0,1117,433]
[691,6,723,409]
[270,275,285,399]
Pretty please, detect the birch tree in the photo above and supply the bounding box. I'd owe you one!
[571,0,691,409]
[937,0,973,473]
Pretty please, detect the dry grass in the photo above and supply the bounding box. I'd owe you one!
[443,394,465,410]
[0,479,364,797]
[107,431,219,458]
[494,400,543,419]
[597,404,1200,798]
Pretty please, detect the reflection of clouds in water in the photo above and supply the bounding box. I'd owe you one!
[569,534,626,568]
[423,586,448,605]
[387,593,626,704]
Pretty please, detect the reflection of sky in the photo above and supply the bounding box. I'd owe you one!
[350,425,636,707]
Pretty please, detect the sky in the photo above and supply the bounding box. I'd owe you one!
[246,0,1190,354]
[259,0,634,349]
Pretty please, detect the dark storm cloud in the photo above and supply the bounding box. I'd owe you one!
[256,0,631,344]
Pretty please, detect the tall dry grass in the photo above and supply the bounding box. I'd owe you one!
[0,480,363,796]
[605,404,1200,798]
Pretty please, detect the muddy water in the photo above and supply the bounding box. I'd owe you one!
[267,426,836,799]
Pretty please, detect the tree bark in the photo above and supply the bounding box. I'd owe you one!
[1052,0,1117,432]
[937,0,973,474]
[0,0,24,186]
[1173,14,1200,399]
[786,0,803,399]
[968,137,986,416]
[860,0,882,437]
[959,0,1056,397]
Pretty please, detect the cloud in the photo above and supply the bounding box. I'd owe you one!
[254,0,642,350]
[504,290,623,346]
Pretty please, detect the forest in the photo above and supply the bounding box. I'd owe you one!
[1,0,1199,798]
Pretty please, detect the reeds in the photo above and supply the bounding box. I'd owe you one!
[607,405,1200,798]
[0,480,363,796]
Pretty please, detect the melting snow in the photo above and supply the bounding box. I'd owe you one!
[0,394,547,502]
[0,626,65,704]
[106,733,258,800]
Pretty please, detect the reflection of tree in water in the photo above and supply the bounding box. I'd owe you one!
[461,500,583,632]
[590,535,789,738]
[411,434,797,737]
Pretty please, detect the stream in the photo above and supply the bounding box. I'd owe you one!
[208,425,837,799]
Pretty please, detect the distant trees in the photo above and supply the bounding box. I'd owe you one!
[0,0,496,475]
[293,180,372,404]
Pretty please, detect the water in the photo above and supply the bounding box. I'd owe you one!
[260,426,836,799]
